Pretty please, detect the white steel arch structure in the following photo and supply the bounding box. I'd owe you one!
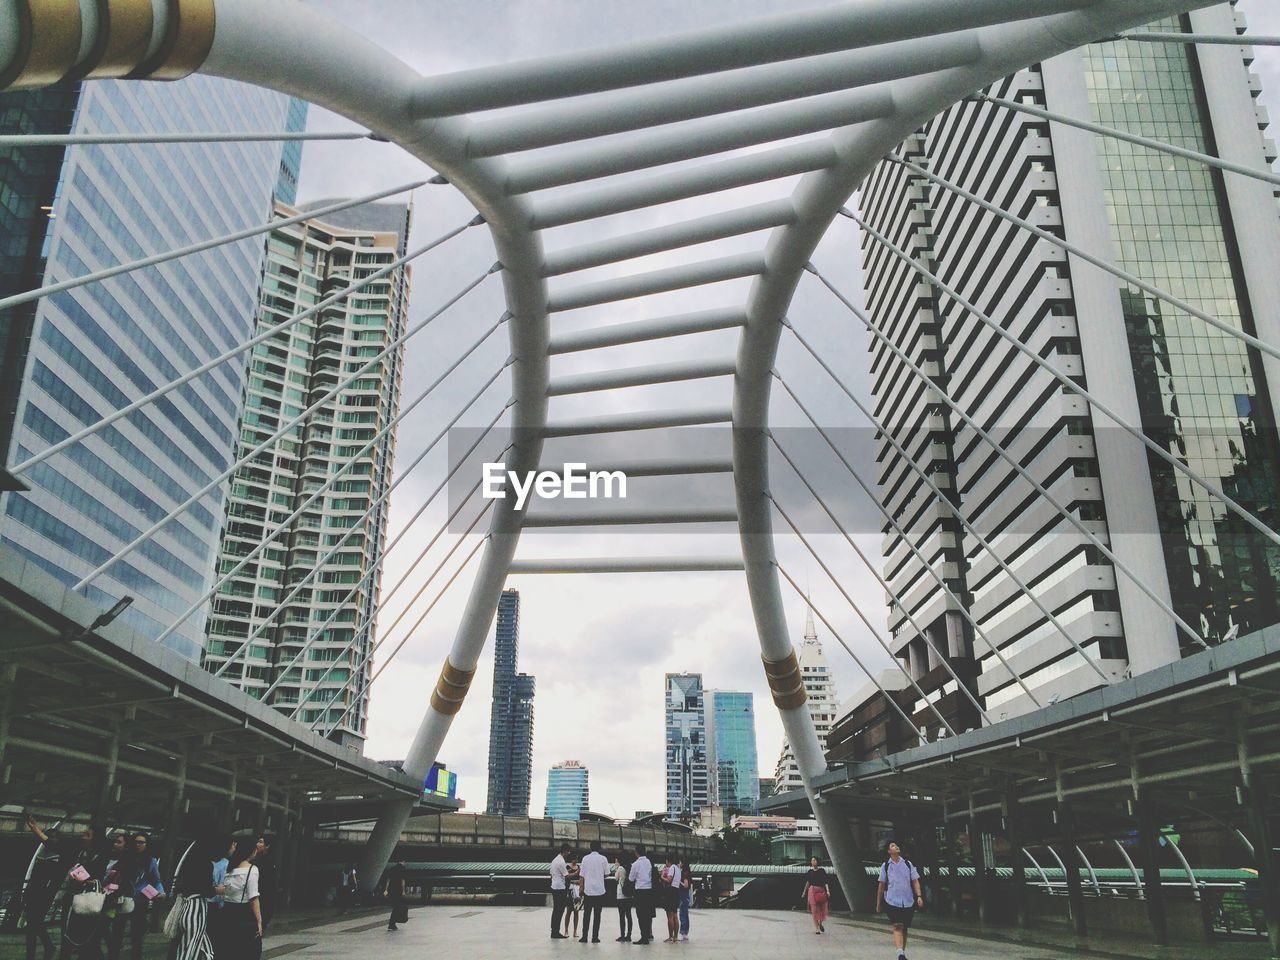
[0,0,1234,895]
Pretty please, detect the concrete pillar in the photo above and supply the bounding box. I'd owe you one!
[0,663,16,775]
[1136,792,1169,946]
[1006,783,1030,928]
[284,811,305,907]
[968,808,990,923]
[1058,802,1087,937]
[90,729,121,839]
[221,767,239,833]
[253,779,269,837]
[1244,775,1280,960]
[159,751,188,884]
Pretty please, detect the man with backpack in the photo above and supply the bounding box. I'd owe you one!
[876,841,923,960]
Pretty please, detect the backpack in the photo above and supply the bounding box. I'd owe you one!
[882,859,914,880]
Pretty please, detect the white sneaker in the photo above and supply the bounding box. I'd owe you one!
[679,935,688,941]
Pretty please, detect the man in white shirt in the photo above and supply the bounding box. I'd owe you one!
[550,843,572,939]
[628,844,655,945]
[579,840,610,943]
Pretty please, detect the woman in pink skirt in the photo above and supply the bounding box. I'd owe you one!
[801,856,831,933]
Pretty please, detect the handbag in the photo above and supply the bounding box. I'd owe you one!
[163,894,187,939]
[812,887,829,905]
[72,883,106,916]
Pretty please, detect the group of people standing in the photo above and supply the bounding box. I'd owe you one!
[18,815,274,960]
[550,842,692,946]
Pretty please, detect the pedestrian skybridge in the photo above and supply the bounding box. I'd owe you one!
[2,0,1279,949]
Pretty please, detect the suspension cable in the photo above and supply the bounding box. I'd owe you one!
[73,266,503,591]
[0,182,425,314]
[0,130,377,147]
[310,505,494,736]
[977,93,1280,191]
[766,490,963,733]
[10,214,483,477]
[884,156,1280,364]
[773,560,936,740]
[851,214,1280,552]
[801,260,1208,648]
[159,315,511,648]
[1115,32,1280,47]
[253,404,513,700]
[769,413,1025,712]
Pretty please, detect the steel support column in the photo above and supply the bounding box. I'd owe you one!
[1059,802,1087,937]
[1245,775,1280,959]
[1137,791,1169,945]
[968,803,990,923]
[1006,783,1030,928]
[0,663,15,776]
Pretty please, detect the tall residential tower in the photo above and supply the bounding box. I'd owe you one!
[858,8,1280,721]
[774,609,839,793]
[201,199,412,747]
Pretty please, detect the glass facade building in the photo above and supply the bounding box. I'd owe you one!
[487,589,536,815]
[200,199,412,748]
[704,690,760,816]
[545,760,589,821]
[0,77,290,660]
[857,9,1280,720]
[665,672,708,816]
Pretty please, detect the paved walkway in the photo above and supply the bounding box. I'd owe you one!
[2,906,1272,960]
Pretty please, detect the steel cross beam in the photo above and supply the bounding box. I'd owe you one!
[0,0,1219,898]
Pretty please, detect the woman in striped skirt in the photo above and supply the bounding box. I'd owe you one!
[171,837,225,960]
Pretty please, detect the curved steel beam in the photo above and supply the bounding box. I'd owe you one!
[731,0,1213,906]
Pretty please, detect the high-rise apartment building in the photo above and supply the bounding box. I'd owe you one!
[545,760,589,821]
[0,78,291,659]
[665,672,708,816]
[858,7,1280,722]
[774,610,839,793]
[201,198,412,747]
[486,589,536,815]
[704,690,760,816]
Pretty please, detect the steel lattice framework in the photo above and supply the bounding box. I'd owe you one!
[0,0,1247,895]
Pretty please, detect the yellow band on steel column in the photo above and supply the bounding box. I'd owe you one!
[91,0,156,78]
[429,659,476,716]
[761,650,807,710]
[133,0,215,81]
[1,0,83,89]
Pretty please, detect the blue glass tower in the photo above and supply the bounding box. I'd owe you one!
[545,761,589,821]
[487,588,536,815]
[0,77,291,660]
[705,690,760,816]
[665,672,708,816]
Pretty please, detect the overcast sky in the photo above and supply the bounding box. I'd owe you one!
[287,1,1280,819]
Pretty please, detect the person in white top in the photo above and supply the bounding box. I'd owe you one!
[627,844,655,945]
[549,843,572,939]
[613,855,634,942]
[660,854,682,943]
[216,838,262,959]
[578,841,610,943]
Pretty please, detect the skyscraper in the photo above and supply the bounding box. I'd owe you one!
[201,198,412,747]
[858,9,1280,721]
[545,760,589,821]
[0,78,291,660]
[487,589,536,815]
[774,609,839,794]
[665,672,709,816]
[704,690,760,816]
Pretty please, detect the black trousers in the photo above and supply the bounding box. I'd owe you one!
[24,899,54,960]
[550,889,568,934]
[580,895,606,941]
[635,890,655,942]
[616,900,633,938]
[105,903,149,960]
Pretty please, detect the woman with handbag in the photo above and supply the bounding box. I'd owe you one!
[612,855,633,943]
[801,856,831,934]
[214,839,262,960]
[167,836,226,960]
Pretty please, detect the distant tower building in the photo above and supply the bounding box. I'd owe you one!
[665,672,709,816]
[704,690,760,816]
[202,199,412,749]
[486,589,536,815]
[774,607,839,793]
[545,760,589,821]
